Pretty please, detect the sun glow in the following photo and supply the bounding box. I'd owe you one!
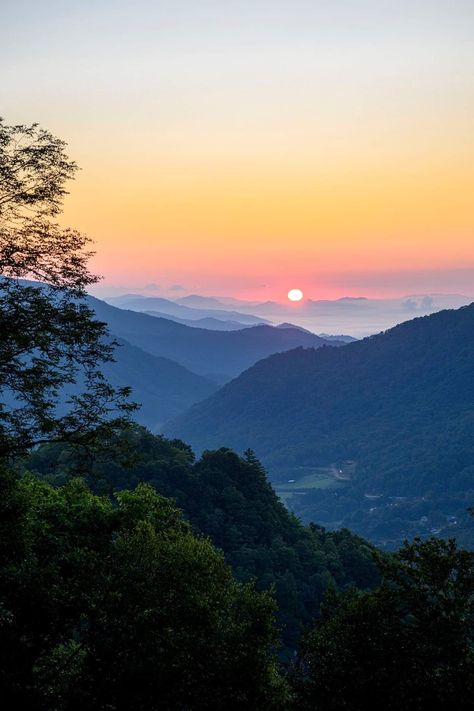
[287,288,304,302]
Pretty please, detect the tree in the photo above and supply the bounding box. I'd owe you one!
[295,537,474,710]
[26,433,380,653]
[0,472,287,709]
[0,118,134,459]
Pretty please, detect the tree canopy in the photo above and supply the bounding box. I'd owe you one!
[26,427,380,651]
[0,118,134,460]
[295,537,474,710]
[0,468,286,709]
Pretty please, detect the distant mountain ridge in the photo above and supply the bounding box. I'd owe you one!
[173,293,472,337]
[144,311,254,331]
[102,291,473,337]
[88,295,343,379]
[276,323,357,342]
[317,333,358,343]
[175,294,227,308]
[105,295,269,326]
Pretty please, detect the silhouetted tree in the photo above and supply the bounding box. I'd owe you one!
[0,118,135,459]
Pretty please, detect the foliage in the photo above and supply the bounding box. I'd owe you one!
[294,537,474,710]
[0,118,134,459]
[27,427,380,650]
[0,467,286,709]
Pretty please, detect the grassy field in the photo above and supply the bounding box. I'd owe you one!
[271,466,345,504]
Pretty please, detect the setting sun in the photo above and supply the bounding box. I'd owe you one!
[288,288,304,302]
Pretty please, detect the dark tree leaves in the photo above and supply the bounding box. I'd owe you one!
[0,118,135,459]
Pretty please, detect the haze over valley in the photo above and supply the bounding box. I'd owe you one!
[100,289,473,337]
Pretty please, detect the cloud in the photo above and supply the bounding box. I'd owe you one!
[402,299,418,312]
[168,284,186,292]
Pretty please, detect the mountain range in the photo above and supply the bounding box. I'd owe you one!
[143,311,255,331]
[165,304,474,547]
[88,295,342,380]
[105,295,269,326]
[12,282,351,432]
[100,290,473,337]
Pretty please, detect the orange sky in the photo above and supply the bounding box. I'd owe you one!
[2,1,473,300]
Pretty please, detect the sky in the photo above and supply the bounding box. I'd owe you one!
[1,0,473,301]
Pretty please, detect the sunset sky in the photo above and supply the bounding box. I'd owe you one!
[2,0,473,300]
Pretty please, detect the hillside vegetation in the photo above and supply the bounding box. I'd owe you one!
[27,427,379,649]
[101,337,217,428]
[166,305,474,546]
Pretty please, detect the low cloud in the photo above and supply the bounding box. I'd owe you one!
[402,299,417,312]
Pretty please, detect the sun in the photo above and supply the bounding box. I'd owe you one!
[287,288,304,302]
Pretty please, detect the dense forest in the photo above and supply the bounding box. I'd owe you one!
[1,119,473,709]
[27,428,380,650]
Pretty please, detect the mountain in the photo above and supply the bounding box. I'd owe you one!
[105,292,474,337]
[17,334,217,431]
[276,322,315,334]
[5,281,216,431]
[102,338,217,429]
[175,294,228,308]
[318,333,358,343]
[105,293,148,306]
[165,305,474,547]
[208,294,473,337]
[276,323,357,343]
[88,296,342,379]
[144,311,254,331]
[106,295,269,326]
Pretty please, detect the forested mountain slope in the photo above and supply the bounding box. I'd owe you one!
[166,304,474,498]
[102,337,217,428]
[28,428,379,649]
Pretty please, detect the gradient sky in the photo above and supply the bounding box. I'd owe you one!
[2,0,473,300]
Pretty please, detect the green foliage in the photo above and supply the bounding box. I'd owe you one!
[0,467,285,709]
[295,537,474,710]
[27,427,380,650]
